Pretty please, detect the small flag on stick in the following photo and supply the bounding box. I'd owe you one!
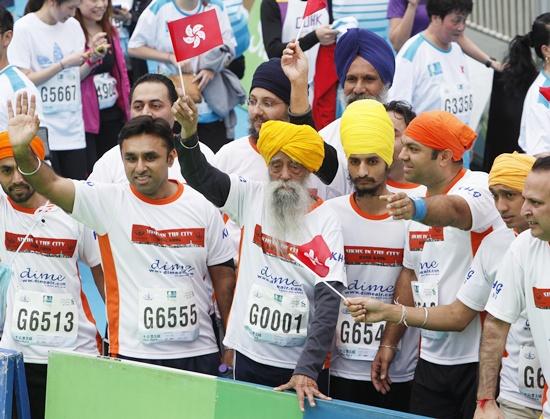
[296,0,327,39]
[289,235,347,301]
[167,9,224,95]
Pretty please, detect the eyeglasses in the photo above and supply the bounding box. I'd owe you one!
[246,97,285,111]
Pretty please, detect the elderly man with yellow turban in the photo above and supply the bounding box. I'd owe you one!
[321,99,419,412]
[174,96,346,413]
[0,130,104,418]
[346,110,504,418]
[348,152,542,419]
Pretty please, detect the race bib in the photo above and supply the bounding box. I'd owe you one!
[11,290,78,347]
[441,84,473,124]
[138,285,199,344]
[244,283,309,347]
[335,304,389,361]
[518,345,545,402]
[93,73,118,110]
[39,68,79,114]
[412,281,446,340]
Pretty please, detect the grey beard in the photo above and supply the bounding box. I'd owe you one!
[264,179,310,253]
[343,84,389,107]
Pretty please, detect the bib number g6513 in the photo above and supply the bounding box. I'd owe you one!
[11,290,78,347]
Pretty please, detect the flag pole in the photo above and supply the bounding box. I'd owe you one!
[289,253,348,302]
[295,18,305,42]
[176,61,187,97]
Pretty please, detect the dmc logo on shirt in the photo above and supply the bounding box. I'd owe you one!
[149,259,195,277]
[427,62,443,77]
[19,267,66,286]
[419,260,439,277]
[464,269,475,283]
[222,228,229,239]
[346,279,395,299]
[257,265,302,292]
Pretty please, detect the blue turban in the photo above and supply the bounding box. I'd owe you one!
[335,28,395,88]
[250,58,291,105]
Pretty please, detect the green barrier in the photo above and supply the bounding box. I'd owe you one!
[45,351,428,419]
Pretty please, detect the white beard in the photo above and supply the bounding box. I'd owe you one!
[264,179,311,253]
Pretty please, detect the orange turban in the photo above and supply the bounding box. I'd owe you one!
[404,111,477,161]
[0,131,45,161]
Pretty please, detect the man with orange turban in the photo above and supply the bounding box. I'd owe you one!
[347,151,542,418]
[174,95,346,413]
[0,131,104,419]
[366,110,504,417]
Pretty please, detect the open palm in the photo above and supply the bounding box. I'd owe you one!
[281,41,308,84]
[7,93,40,149]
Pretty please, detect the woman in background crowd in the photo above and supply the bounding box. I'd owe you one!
[76,0,130,172]
[516,12,550,156]
[8,0,107,178]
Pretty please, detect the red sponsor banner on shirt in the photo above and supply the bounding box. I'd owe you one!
[167,9,224,62]
[344,246,404,267]
[252,224,297,262]
[303,0,327,18]
[131,225,205,248]
[533,287,550,309]
[5,232,77,258]
[408,227,444,251]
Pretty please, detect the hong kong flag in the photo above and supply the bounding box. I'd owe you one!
[167,9,223,62]
[294,235,331,278]
[303,0,327,18]
[540,86,550,102]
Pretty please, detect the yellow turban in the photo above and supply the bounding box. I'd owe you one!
[340,99,395,165]
[488,152,535,192]
[257,121,325,172]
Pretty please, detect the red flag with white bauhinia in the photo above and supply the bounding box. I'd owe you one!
[167,9,223,62]
[540,87,550,102]
[303,0,327,18]
[294,235,331,278]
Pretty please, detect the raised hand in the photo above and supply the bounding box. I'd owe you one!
[7,92,40,151]
[314,25,338,46]
[281,41,308,85]
[172,95,198,139]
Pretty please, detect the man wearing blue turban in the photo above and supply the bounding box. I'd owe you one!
[319,28,396,191]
